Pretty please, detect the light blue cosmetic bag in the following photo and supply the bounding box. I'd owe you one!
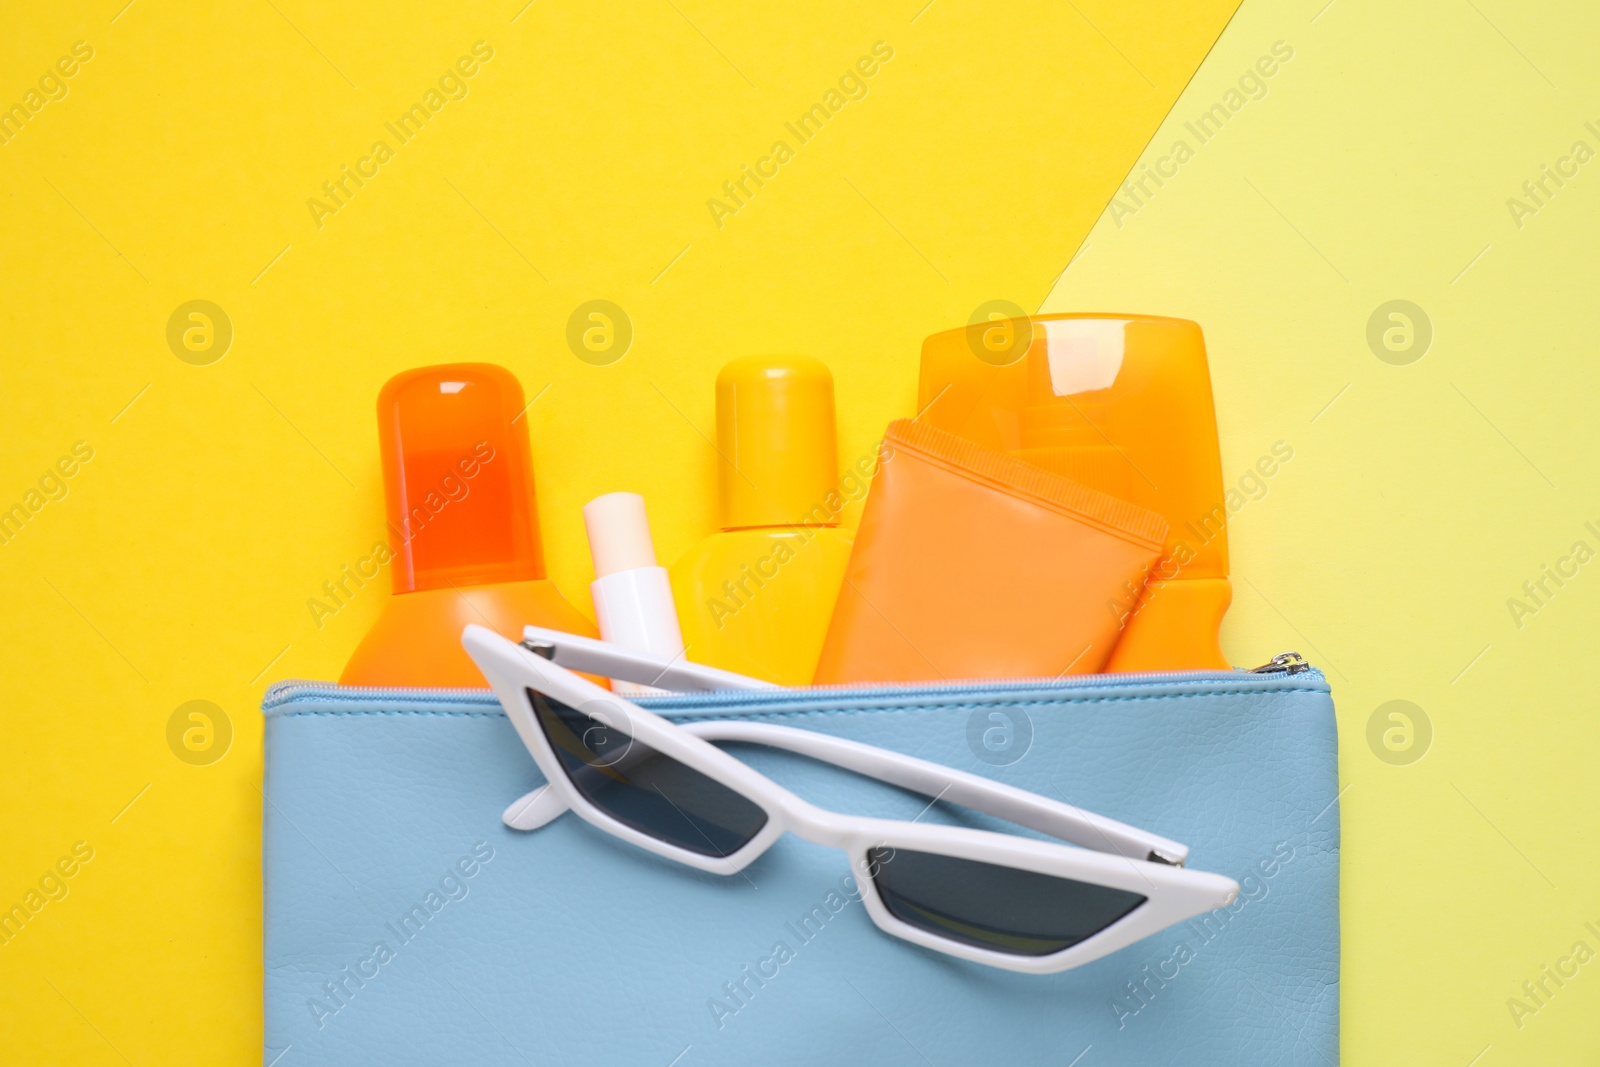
[262,661,1338,1065]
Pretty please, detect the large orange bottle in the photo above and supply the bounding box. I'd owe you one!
[340,363,598,687]
[917,314,1230,671]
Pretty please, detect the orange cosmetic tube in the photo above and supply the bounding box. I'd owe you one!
[812,419,1168,685]
[917,314,1231,671]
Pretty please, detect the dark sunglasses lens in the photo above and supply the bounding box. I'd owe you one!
[529,689,768,858]
[867,847,1146,956]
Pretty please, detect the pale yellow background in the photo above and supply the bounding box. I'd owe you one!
[0,0,1244,1062]
[1046,0,1600,1063]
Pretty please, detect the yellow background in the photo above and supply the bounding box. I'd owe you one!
[1046,0,1600,1063]
[1,0,1594,1062]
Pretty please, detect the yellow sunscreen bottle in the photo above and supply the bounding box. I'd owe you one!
[669,356,853,685]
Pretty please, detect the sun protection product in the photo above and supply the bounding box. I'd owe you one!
[583,492,684,696]
[812,419,1168,685]
[669,356,853,686]
[917,314,1231,671]
[340,363,598,687]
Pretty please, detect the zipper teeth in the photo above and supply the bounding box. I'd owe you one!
[263,662,1322,709]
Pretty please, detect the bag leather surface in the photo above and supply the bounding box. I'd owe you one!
[263,669,1338,1065]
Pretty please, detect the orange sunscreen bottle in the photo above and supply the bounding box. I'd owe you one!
[917,314,1231,671]
[340,363,598,687]
[812,419,1167,685]
[669,356,853,686]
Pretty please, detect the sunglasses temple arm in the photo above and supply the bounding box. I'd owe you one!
[685,721,1187,865]
[501,782,568,831]
[497,714,1187,864]
[521,626,781,692]
[499,718,688,831]
[483,630,1186,864]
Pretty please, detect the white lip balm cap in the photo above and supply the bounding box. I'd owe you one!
[583,492,658,578]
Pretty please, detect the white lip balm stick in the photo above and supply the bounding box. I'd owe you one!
[582,492,685,695]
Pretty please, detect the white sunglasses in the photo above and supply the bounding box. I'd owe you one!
[462,624,1239,974]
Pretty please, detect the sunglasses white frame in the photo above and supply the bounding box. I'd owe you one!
[502,626,1190,866]
[463,624,1239,974]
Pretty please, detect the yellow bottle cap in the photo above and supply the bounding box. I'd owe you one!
[716,356,838,529]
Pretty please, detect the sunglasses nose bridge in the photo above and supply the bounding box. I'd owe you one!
[780,797,857,853]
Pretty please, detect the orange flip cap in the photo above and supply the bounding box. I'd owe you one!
[379,363,545,594]
[918,314,1226,580]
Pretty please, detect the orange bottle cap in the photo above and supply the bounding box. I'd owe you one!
[917,314,1227,578]
[378,363,545,594]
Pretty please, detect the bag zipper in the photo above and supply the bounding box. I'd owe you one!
[1247,651,1309,675]
[263,652,1318,709]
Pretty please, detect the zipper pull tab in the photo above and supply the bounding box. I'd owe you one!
[1250,651,1309,675]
